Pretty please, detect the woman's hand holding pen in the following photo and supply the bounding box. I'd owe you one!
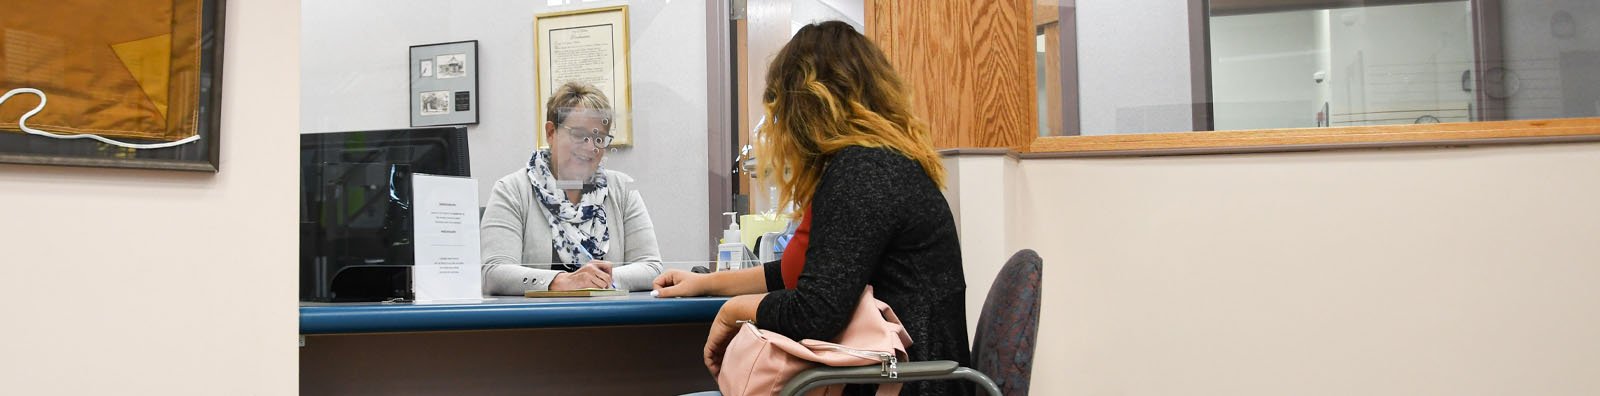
[551,261,613,290]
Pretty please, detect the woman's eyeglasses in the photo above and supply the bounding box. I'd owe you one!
[561,125,614,149]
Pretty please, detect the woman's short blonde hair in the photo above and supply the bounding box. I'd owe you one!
[545,81,613,129]
[757,21,945,214]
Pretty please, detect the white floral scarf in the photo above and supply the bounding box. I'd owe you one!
[526,149,610,267]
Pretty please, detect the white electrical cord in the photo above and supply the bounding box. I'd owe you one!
[1,87,200,149]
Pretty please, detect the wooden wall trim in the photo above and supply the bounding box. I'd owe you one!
[1025,118,1600,156]
[866,0,1035,150]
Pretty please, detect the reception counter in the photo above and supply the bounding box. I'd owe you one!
[300,292,728,395]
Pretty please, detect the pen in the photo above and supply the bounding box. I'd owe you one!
[577,250,620,290]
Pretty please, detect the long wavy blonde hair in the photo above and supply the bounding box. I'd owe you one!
[756,21,945,215]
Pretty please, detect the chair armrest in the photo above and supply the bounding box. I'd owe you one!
[780,361,960,396]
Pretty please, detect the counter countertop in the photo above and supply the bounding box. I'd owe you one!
[300,292,729,334]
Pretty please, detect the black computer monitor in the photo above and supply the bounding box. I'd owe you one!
[300,127,470,301]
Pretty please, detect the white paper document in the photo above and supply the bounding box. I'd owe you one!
[411,173,483,302]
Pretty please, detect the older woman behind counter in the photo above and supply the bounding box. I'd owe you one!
[479,81,663,294]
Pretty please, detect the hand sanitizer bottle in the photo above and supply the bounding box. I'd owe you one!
[717,212,744,272]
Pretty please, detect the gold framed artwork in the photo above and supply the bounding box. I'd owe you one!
[534,5,633,148]
[0,0,225,171]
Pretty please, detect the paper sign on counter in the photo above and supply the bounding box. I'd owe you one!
[412,173,482,302]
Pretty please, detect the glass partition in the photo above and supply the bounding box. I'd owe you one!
[301,0,722,301]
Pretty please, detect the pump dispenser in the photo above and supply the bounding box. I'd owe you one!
[717,212,745,272]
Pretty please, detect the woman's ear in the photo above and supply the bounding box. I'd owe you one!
[544,121,557,142]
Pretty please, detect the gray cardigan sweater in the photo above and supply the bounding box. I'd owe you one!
[479,168,663,295]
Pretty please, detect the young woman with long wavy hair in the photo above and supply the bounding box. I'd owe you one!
[654,21,971,395]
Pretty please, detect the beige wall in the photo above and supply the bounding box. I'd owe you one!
[0,2,299,394]
[943,153,1023,341]
[948,142,1600,394]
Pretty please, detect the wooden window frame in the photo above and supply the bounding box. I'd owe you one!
[1026,118,1600,157]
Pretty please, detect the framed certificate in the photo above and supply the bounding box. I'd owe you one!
[535,5,632,147]
[410,40,479,127]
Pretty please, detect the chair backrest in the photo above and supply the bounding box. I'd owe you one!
[970,249,1043,395]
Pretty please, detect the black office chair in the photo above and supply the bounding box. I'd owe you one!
[779,249,1044,395]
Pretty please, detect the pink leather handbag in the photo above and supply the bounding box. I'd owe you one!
[717,286,913,396]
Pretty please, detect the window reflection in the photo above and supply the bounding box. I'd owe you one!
[1208,0,1600,132]
[1036,0,1600,135]
[1212,2,1476,129]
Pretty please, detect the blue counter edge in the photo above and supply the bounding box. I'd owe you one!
[301,297,730,334]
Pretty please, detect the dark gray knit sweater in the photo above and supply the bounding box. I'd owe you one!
[759,146,974,396]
